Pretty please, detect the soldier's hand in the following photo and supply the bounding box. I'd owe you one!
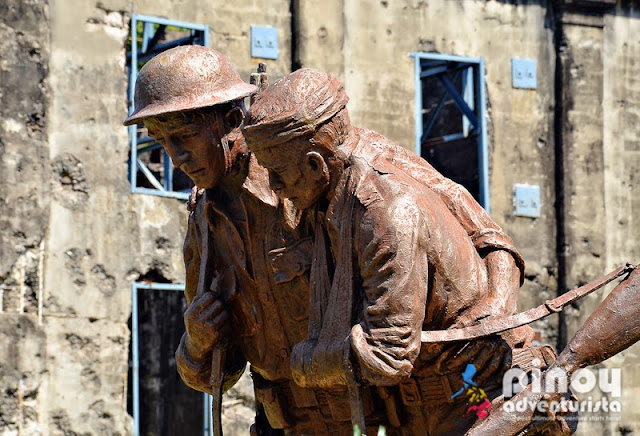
[433,337,510,387]
[187,186,205,212]
[455,297,506,329]
[183,292,230,357]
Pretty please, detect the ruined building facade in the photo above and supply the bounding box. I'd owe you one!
[1,0,639,434]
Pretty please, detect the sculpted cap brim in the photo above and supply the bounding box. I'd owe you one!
[123,82,257,126]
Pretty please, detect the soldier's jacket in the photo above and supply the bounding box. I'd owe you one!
[287,129,536,435]
[175,140,526,433]
[290,128,503,388]
[175,153,313,390]
[360,128,523,280]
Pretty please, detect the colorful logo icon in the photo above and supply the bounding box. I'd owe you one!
[451,363,491,420]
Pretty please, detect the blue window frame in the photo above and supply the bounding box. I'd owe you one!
[127,14,210,200]
[411,53,490,212]
[131,281,213,436]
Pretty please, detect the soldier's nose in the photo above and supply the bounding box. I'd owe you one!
[172,150,191,168]
[269,171,285,191]
[165,139,190,167]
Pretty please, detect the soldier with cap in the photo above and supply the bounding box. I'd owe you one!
[125,47,538,435]
[242,68,555,435]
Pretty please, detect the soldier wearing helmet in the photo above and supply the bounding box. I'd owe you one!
[124,45,257,189]
[125,49,536,434]
[124,46,321,434]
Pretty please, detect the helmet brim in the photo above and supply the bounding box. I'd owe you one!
[123,82,257,126]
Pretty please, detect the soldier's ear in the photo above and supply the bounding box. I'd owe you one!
[305,151,329,182]
[225,107,245,130]
[224,107,245,143]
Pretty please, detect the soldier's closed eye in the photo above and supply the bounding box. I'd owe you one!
[271,165,291,176]
[268,169,285,187]
[269,169,282,178]
[181,131,199,139]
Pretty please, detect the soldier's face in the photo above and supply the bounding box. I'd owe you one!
[145,111,226,189]
[253,142,330,211]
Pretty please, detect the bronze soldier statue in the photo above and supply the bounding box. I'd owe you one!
[123,46,319,435]
[123,48,638,435]
[123,47,539,435]
[241,68,563,435]
[242,67,640,435]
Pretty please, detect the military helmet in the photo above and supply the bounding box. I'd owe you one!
[123,45,257,126]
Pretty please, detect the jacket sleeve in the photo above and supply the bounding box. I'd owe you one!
[350,196,429,386]
[175,196,247,393]
[378,141,525,283]
[175,333,247,394]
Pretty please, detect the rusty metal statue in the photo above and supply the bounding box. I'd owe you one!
[123,46,289,436]
[125,48,639,435]
[242,68,640,435]
[242,68,534,435]
[124,47,535,435]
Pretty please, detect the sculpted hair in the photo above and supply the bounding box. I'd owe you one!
[311,107,351,155]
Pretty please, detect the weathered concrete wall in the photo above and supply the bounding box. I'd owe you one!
[132,0,293,82]
[0,0,292,434]
[0,2,50,313]
[0,315,46,435]
[597,5,640,435]
[554,5,627,434]
[293,0,345,79]
[557,18,607,345]
[42,0,153,433]
[0,0,50,433]
[605,7,640,269]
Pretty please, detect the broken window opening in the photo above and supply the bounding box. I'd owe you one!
[126,14,210,200]
[129,281,214,436]
[412,53,490,212]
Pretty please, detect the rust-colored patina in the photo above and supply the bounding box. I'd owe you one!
[421,263,634,344]
[124,45,256,126]
[243,69,542,435]
[466,266,640,436]
[243,68,640,435]
[124,48,640,435]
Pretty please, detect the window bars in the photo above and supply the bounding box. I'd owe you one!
[411,53,490,212]
[127,14,210,199]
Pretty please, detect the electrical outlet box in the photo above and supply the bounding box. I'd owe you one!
[511,59,537,90]
[514,184,541,218]
[251,26,278,60]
